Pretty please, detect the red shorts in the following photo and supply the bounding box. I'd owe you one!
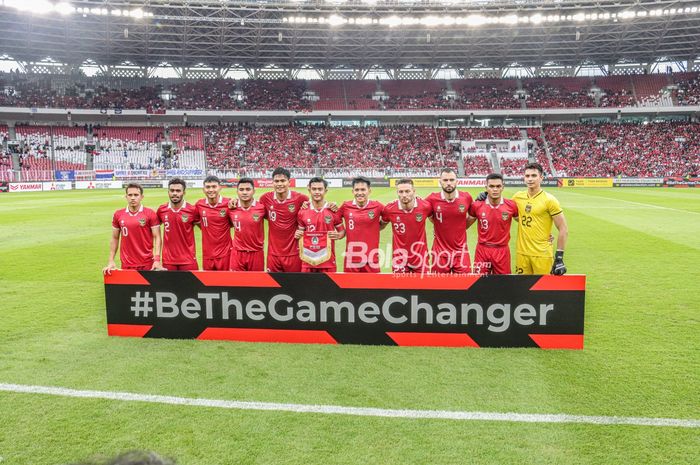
[230,249,265,272]
[301,265,336,273]
[163,262,198,271]
[122,261,153,271]
[430,248,471,274]
[267,254,302,272]
[473,245,511,275]
[203,256,230,271]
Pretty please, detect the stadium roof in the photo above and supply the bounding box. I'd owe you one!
[1,0,700,72]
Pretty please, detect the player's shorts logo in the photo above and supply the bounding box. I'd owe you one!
[324,214,332,224]
[288,204,296,212]
[219,209,226,217]
[502,212,509,221]
[525,204,532,213]
[138,218,146,227]
[416,214,423,222]
[181,214,189,222]
[368,210,375,219]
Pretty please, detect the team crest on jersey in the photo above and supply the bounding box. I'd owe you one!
[138,218,146,227]
[368,210,375,219]
[219,209,226,217]
[324,215,332,224]
[253,214,260,222]
[459,204,466,213]
[288,204,296,212]
[502,212,510,221]
[181,214,189,222]
[416,214,423,222]
[525,204,532,213]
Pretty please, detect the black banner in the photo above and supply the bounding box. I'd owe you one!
[105,271,585,349]
[0,182,7,193]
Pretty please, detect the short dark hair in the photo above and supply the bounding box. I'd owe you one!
[237,177,255,188]
[440,167,456,176]
[308,177,328,188]
[203,175,221,185]
[524,163,544,175]
[396,178,414,187]
[271,167,291,180]
[486,173,504,183]
[168,178,186,189]
[352,176,371,188]
[125,182,143,194]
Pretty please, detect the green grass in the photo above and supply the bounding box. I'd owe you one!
[0,187,699,464]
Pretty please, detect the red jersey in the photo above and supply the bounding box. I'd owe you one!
[426,190,473,252]
[260,190,309,257]
[381,198,433,269]
[297,203,344,270]
[338,199,384,271]
[469,198,519,247]
[195,196,232,259]
[229,200,266,252]
[112,205,160,268]
[157,201,199,265]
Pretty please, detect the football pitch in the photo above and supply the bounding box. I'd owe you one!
[0,186,698,464]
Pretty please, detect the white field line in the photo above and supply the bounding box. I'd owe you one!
[1,383,698,428]
[562,191,700,215]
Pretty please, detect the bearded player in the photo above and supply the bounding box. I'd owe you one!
[425,167,473,273]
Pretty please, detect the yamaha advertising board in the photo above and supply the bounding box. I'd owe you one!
[105,271,586,349]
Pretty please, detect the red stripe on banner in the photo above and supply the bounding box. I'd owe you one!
[529,334,584,350]
[530,275,586,291]
[107,324,153,337]
[386,332,480,347]
[192,272,281,288]
[329,273,480,291]
[103,270,150,285]
[196,328,337,344]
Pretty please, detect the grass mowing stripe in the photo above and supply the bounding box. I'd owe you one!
[1,382,698,428]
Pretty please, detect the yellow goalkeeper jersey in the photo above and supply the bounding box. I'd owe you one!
[512,189,563,258]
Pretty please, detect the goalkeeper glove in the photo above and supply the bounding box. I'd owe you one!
[551,250,567,275]
[476,191,488,202]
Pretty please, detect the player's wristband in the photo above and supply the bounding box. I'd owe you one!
[555,250,564,260]
[154,255,161,262]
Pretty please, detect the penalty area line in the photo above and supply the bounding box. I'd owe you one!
[1,382,699,428]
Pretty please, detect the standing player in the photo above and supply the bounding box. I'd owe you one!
[512,163,568,275]
[229,178,267,271]
[295,178,345,272]
[259,167,309,272]
[195,175,232,271]
[103,183,162,274]
[425,167,473,273]
[467,173,519,274]
[157,178,200,270]
[381,179,433,273]
[337,176,386,272]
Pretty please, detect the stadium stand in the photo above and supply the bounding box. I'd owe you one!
[544,122,700,177]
